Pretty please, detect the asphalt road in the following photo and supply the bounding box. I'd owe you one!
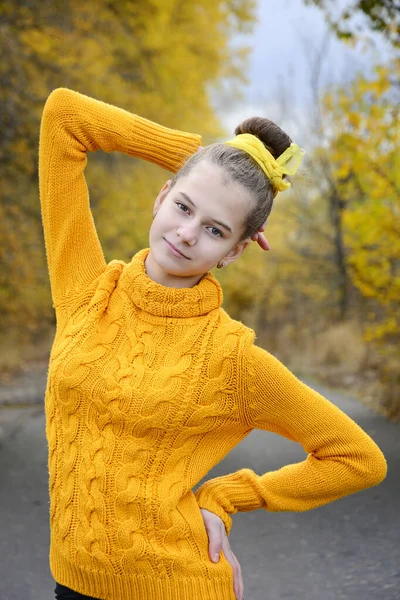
[0,382,399,600]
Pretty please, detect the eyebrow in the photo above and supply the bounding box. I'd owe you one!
[179,192,233,234]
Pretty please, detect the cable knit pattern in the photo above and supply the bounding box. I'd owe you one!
[39,89,387,600]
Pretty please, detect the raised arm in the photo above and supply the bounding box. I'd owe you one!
[195,343,387,534]
[38,88,201,309]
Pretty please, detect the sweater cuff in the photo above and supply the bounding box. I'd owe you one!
[195,469,265,535]
[195,484,233,535]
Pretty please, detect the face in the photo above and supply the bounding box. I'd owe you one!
[145,160,254,288]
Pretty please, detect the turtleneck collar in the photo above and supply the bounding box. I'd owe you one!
[122,248,223,318]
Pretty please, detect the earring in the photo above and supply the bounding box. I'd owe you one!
[217,261,225,269]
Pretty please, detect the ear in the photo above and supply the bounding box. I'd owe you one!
[221,238,251,267]
[153,179,172,216]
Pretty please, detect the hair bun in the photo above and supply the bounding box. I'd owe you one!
[235,117,292,160]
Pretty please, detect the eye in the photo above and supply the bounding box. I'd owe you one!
[176,202,190,213]
[208,226,223,238]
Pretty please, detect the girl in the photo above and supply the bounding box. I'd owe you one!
[39,88,386,600]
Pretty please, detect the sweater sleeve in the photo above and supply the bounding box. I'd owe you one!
[38,88,202,308]
[195,343,387,534]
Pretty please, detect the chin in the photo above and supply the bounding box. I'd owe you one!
[152,240,215,276]
[153,252,192,277]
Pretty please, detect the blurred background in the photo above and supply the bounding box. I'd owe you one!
[0,2,399,599]
[1,0,399,419]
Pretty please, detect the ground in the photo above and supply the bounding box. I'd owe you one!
[0,370,399,600]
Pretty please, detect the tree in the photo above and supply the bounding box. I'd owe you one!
[244,54,400,417]
[304,0,400,47]
[0,0,255,368]
[323,60,400,349]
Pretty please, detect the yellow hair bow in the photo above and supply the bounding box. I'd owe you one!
[225,133,305,196]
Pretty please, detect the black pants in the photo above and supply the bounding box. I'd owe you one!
[54,583,99,600]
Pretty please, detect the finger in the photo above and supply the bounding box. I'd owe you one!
[226,550,244,600]
[207,526,223,563]
[251,225,266,241]
[250,232,270,250]
[258,234,270,251]
[221,537,244,600]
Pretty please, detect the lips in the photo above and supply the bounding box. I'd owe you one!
[164,238,190,259]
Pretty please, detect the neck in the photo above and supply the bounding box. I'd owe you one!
[144,251,205,289]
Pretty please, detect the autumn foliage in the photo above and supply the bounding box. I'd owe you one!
[1,2,399,417]
[227,59,400,418]
[0,0,254,348]
[216,59,400,418]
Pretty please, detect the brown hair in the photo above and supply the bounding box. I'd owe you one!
[172,117,292,240]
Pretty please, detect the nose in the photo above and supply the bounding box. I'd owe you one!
[177,225,197,245]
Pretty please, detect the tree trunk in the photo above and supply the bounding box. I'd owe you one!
[328,190,349,320]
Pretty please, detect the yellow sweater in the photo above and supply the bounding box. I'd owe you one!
[39,88,387,600]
